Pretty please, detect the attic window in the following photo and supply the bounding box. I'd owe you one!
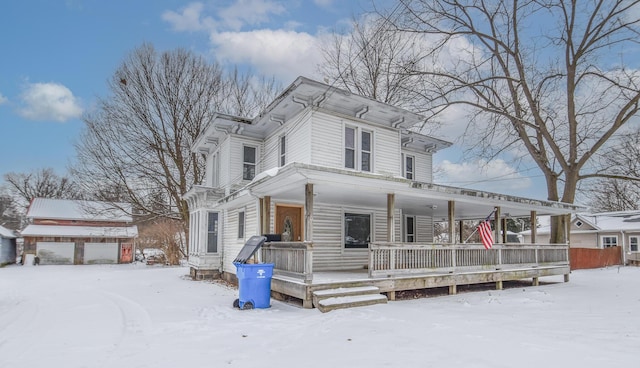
[575,221,583,227]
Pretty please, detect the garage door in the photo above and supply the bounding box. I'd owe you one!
[84,242,118,264]
[36,242,75,265]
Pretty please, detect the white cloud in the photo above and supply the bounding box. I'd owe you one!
[162,2,216,32]
[438,159,532,193]
[0,92,7,105]
[211,29,322,81]
[313,0,334,7]
[18,82,83,122]
[218,0,285,31]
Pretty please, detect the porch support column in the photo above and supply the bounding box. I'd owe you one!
[496,280,503,290]
[494,206,502,244]
[565,213,571,245]
[501,218,508,243]
[530,211,537,244]
[387,193,395,242]
[449,285,457,295]
[448,201,455,244]
[263,196,271,235]
[532,277,539,286]
[305,184,313,242]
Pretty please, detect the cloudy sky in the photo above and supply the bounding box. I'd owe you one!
[0,0,542,199]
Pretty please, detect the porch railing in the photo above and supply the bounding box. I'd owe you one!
[261,242,313,283]
[369,242,569,278]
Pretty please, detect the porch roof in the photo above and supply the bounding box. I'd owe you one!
[218,163,585,219]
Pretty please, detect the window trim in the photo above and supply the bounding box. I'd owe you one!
[404,215,416,243]
[242,145,257,181]
[630,236,639,252]
[238,210,245,239]
[344,124,373,172]
[343,211,373,249]
[279,135,286,167]
[601,235,618,248]
[403,154,415,180]
[206,212,219,253]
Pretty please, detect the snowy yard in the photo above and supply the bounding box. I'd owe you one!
[1,264,639,368]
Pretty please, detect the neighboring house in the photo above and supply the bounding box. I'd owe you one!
[184,76,582,309]
[21,198,138,265]
[521,211,640,265]
[0,225,17,266]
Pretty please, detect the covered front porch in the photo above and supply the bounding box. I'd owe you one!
[262,241,569,309]
[225,163,582,309]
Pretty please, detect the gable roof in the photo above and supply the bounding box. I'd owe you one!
[26,198,133,222]
[0,225,16,239]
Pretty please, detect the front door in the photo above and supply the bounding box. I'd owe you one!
[275,205,303,242]
[120,243,133,263]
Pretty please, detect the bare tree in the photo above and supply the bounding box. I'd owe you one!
[386,0,640,242]
[73,44,280,253]
[587,129,640,211]
[4,168,82,208]
[318,14,429,114]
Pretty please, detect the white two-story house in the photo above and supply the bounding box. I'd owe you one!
[184,77,580,308]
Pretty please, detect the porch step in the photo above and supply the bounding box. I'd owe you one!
[312,286,387,313]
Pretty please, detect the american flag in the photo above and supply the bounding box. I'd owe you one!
[478,220,494,249]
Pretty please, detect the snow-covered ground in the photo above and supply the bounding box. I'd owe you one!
[1,264,638,368]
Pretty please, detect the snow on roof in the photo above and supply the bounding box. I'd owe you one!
[521,211,640,235]
[20,224,138,238]
[0,225,17,238]
[27,198,133,222]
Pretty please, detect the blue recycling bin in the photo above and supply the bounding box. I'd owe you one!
[234,262,274,309]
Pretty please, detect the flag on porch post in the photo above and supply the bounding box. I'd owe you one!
[478,220,494,249]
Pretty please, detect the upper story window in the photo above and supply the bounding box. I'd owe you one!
[602,236,617,248]
[279,135,286,167]
[243,146,256,180]
[212,153,219,187]
[344,126,372,172]
[404,154,415,180]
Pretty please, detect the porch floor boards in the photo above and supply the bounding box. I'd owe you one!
[270,265,570,309]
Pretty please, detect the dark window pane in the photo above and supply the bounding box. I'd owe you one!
[361,152,370,172]
[344,213,370,248]
[345,148,355,169]
[407,217,414,234]
[207,212,218,253]
[238,211,245,238]
[244,146,256,164]
[361,131,371,151]
[345,127,355,149]
[243,164,255,180]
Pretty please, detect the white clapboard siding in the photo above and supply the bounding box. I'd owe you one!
[221,202,259,275]
[310,110,401,176]
[217,137,231,190]
[262,109,312,170]
[416,215,434,242]
[310,111,343,168]
[402,148,433,183]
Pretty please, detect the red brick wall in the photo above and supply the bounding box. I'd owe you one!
[570,247,622,270]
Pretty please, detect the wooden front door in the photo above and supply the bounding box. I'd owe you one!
[275,205,303,242]
[120,243,133,263]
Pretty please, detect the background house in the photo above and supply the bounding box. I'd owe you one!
[521,211,640,268]
[21,198,138,265]
[0,225,17,266]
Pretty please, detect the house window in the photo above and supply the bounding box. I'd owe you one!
[630,236,639,252]
[602,236,618,248]
[279,135,286,167]
[404,154,415,180]
[344,126,373,172]
[238,211,245,239]
[344,213,371,249]
[243,146,256,180]
[207,212,218,253]
[212,153,219,187]
[405,216,416,242]
[575,220,583,227]
[345,127,356,169]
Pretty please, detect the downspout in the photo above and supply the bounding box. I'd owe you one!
[621,231,627,265]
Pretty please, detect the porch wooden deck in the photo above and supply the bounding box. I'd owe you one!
[262,242,570,309]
